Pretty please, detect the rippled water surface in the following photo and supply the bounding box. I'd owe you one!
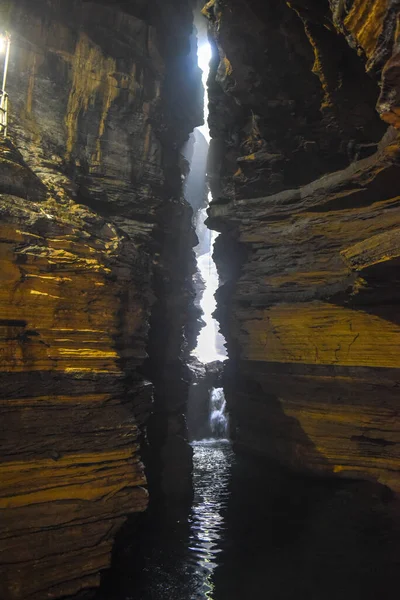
[131,441,234,600]
[187,441,232,599]
[100,441,399,600]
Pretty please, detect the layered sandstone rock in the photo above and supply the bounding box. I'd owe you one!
[205,0,400,491]
[0,188,150,600]
[0,1,200,598]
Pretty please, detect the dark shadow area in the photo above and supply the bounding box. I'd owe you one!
[96,441,399,600]
[230,360,399,488]
[213,450,399,600]
[330,258,400,328]
[223,359,332,475]
[97,506,194,600]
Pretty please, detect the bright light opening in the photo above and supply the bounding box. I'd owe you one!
[190,37,227,364]
[197,41,212,143]
[197,43,212,76]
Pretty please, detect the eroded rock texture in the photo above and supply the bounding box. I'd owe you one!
[0,1,200,598]
[205,0,400,491]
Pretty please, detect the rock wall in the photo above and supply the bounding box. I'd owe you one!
[205,0,400,491]
[0,1,201,598]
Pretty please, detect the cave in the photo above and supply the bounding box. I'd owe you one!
[0,1,399,599]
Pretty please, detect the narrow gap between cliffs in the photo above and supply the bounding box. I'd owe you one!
[97,15,234,600]
[180,24,233,599]
[184,31,229,444]
[95,6,400,600]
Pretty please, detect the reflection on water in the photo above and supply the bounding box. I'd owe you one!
[99,442,399,600]
[189,441,232,599]
[98,441,233,600]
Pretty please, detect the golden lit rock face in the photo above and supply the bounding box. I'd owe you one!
[243,303,400,367]
[210,133,400,491]
[206,0,400,493]
[0,0,200,597]
[1,212,118,373]
[285,1,400,129]
[329,0,400,128]
[0,192,150,599]
[343,0,388,58]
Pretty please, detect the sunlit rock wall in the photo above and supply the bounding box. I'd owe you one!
[205,0,400,492]
[0,1,201,598]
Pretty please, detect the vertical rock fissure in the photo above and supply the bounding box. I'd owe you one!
[185,10,230,445]
[191,34,226,366]
[135,5,205,520]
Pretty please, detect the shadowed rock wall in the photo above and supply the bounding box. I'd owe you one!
[0,1,201,598]
[205,0,400,491]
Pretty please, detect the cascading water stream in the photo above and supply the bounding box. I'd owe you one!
[209,387,229,439]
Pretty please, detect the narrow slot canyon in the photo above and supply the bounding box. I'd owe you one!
[0,1,400,600]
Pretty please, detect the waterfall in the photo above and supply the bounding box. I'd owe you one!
[209,387,229,439]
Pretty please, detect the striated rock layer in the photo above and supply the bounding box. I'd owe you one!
[0,1,201,598]
[205,0,400,491]
[0,186,150,600]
